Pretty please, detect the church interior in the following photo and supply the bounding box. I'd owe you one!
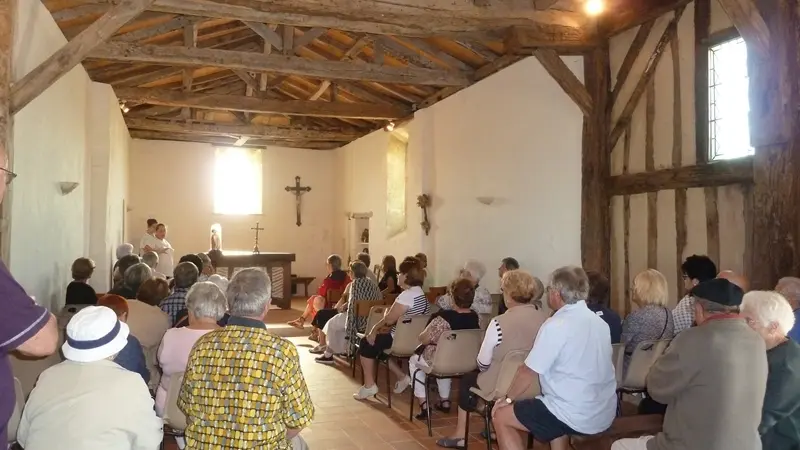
[1,0,799,448]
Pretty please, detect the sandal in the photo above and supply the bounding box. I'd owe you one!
[436,437,465,449]
[287,318,305,329]
[435,400,451,413]
[415,402,429,421]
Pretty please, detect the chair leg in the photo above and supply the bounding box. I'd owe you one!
[484,401,493,450]
[387,360,392,408]
[464,408,471,450]
[426,377,433,437]
[409,369,418,421]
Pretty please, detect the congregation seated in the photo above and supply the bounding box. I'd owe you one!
[354,256,431,399]
[156,281,226,417]
[172,274,231,328]
[97,295,149,383]
[496,257,520,315]
[437,259,492,314]
[358,251,378,283]
[740,291,800,450]
[287,254,350,337]
[129,276,171,390]
[65,257,97,306]
[775,277,800,342]
[409,277,480,420]
[160,262,199,326]
[612,278,763,450]
[178,253,204,276]
[672,254,717,333]
[586,270,622,344]
[18,306,162,450]
[179,268,313,449]
[378,255,402,294]
[622,269,674,371]
[196,252,214,281]
[141,250,166,279]
[311,260,382,364]
[111,243,135,287]
[437,269,547,448]
[493,266,616,450]
[109,254,141,296]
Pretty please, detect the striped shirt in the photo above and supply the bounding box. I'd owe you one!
[392,286,430,334]
[477,319,503,371]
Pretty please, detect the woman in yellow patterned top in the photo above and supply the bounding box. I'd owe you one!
[179,268,314,450]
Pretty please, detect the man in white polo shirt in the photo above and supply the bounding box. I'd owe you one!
[492,266,617,450]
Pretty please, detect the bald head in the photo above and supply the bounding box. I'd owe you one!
[717,270,750,293]
[776,277,800,309]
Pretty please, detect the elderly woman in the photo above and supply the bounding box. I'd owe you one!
[354,256,431,400]
[741,290,800,450]
[410,278,479,420]
[156,282,227,417]
[379,255,402,294]
[621,269,674,371]
[287,254,351,335]
[312,261,383,363]
[66,257,98,305]
[437,259,493,314]
[437,270,547,448]
[196,252,214,281]
[110,259,150,300]
[127,276,171,390]
[96,295,150,383]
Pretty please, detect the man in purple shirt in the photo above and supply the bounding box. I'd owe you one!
[0,155,60,443]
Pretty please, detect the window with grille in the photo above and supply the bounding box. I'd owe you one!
[708,36,753,161]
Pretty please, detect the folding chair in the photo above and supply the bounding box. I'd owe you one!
[410,329,483,436]
[612,343,626,415]
[7,378,23,447]
[381,314,430,408]
[617,339,672,401]
[160,373,187,450]
[351,304,390,379]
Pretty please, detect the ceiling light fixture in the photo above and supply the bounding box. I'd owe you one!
[384,121,395,132]
[585,0,604,15]
[119,101,130,113]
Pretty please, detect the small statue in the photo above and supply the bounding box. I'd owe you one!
[361,228,369,243]
[210,224,222,251]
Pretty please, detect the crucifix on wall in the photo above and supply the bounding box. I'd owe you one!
[285,176,311,226]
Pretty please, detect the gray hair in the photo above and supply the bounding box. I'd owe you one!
[116,243,134,260]
[227,268,272,317]
[776,277,800,307]
[327,254,343,271]
[548,266,589,305]
[141,251,159,269]
[462,259,486,281]
[357,252,371,267]
[196,252,212,271]
[124,263,153,294]
[173,261,199,289]
[350,261,367,279]
[741,290,795,336]
[186,282,228,321]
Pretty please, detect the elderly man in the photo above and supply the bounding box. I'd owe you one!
[111,254,141,291]
[611,278,766,450]
[776,277,800,342]
[672,254,717,333]
[180,268,314,449]
[741,290,800,450]
[141,251,165,279]
[497,257,520,315]
[160,262,199,326]
[110,262,152,300]
[357,252,378,283]
[492,266,617,450]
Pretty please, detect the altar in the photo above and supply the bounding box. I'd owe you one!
[209,251,296,309]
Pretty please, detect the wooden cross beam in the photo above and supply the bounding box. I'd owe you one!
[124,117,363,141]
[11,0,155,115]
[715,0,770,56]
[533,49,593,117]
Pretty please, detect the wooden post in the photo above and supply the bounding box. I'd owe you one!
[749,0,800,289]
[0,0,12,262]
[581,45,611,277]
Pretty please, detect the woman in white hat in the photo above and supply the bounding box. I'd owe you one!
[17,306,163,450]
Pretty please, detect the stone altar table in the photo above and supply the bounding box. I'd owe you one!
[209,251,295,309]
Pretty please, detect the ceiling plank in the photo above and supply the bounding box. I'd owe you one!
[377,37,439,70]
[294,27,327,51]
[88,41,472,86]
[181,21,198,118]
[125,117,362,140]
[533,49,593,116]
[116,15,198,42]
[114,87,412,119]
[243,21,283,50]
[715,0,770,56]
[12,0,156,114]
[282,25,294,55]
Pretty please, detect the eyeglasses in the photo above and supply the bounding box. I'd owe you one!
[0,167,17,186]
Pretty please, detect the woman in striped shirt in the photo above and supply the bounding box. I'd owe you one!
[354,256,431,400]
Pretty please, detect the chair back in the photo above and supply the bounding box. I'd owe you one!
[326,288,344,307]
[622,339,671,390]
[490,293,503,316]
[7,378,23,443]
[429,330,483,375]
[383,293,399,303]
[488,350,539,400]
[373,265,382,280]
[362,305,388,336]
[355,300,389,319]
[426,286,447,303]
[388,315,430,357]
[612,343,625,388]
[163,373,187,431]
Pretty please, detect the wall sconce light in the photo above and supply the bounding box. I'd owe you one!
[59,182,80,195]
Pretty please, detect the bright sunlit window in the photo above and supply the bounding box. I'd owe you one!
[213,147,263,215]
[708,37,753,161]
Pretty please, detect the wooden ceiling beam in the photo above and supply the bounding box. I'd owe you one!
[715,0,770,56]
[129,130,341,149]
[610,20,654,105]
[114,87,411,119]
[12,0,155,114]
[533,49,593,116]
[243,21,283,50]
[294,27,328,51]
[125,117,362,140]
[116,15,199,42]
[601,0,691,37]
[505,25,599,55]
[88,42,472,86]
[609,158,753,195]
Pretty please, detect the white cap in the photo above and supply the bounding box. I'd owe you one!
[116,243,134,259]
[62,306,129,363]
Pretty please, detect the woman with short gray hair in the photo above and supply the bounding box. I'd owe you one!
[741,290,800,449]
[437,259,493,314]
[287,254,351,341]
[156,282,227,418]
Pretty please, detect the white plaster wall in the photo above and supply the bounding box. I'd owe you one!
[9,1,91,310]
[336,56,584,294]
[128,141,336,290]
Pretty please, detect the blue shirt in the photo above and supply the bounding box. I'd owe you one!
[788,310,800,342]
[160,287,190,326]
[588,303,623,344]
[115,334,149,384]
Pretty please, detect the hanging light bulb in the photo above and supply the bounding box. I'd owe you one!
[585,0,604,15]
[384,121,395,132]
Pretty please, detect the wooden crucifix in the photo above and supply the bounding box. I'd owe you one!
[251,222,264,254]
[285,176,311,226]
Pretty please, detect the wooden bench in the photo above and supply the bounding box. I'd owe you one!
[292,276,315,297]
